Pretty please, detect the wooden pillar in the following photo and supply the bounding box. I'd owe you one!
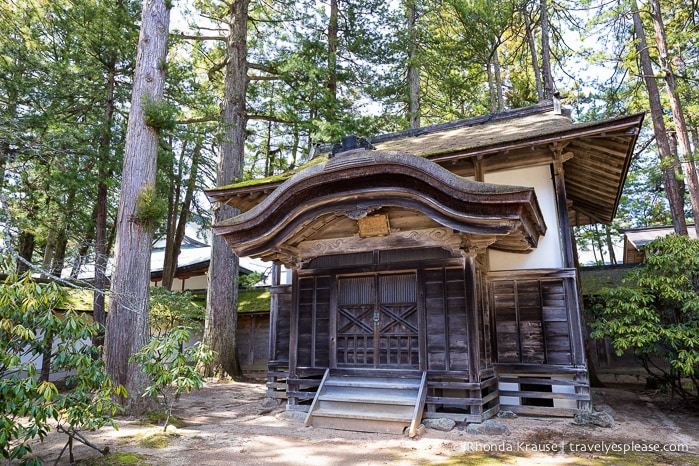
[329,274,338,368]
[416,269,427,372]
[462,249,481,383]
[268,265,280,364]
[551,147,586,368]
[551,146,575,269]
[287,268,299,408]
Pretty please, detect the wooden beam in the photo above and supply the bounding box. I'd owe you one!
[551,147,575,269]
[287,269,300,407]
[297,227,464,259]
[463,251,481,383]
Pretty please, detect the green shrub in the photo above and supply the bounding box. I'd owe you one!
[591,234,699,401]
[0,270,125,465]
[130,327,213,432]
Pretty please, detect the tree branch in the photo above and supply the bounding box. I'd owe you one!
[248,113,295,125]
[177,115,219,125]
[250,75,282,81]
[176,33,226,41]
[248,62,278,75]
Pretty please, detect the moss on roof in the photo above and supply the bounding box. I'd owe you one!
[217,156,329,190]
[237,289,271,313]
[60,289,101,311]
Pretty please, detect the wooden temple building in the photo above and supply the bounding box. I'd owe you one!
[207,101,644,435]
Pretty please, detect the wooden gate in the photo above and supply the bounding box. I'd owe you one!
[336,273,419,369]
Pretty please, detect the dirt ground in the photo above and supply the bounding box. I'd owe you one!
[20,379,699,465]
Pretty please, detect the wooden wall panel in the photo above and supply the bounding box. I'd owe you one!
[424,268,447,370]
[296,275,332,368]
[490,273,575,366]
[314,276,332,367]
[423,267,470,372]
[297,277,314,366]
[238,313,270,371]
[274,287,291,362]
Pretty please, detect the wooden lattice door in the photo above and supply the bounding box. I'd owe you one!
[336,273,419,369]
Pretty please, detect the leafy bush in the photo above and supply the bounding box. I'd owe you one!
[591,234,699,401]
[0,271,125,465]
[130,327,213,431]
[149,287,204,337]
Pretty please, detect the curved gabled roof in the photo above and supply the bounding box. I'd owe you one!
[211,150,546,265]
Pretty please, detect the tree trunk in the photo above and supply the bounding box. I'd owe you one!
[16,231,35,274]
[42,228,57,275]
[540,0,554,99]
[493,47,504,112]
[604,225,617,265]
[104,0,171,414]
[328,0,338,106]
[94,66,117,350]
[202,0,249,379]
[406,0,420,129]
[523,5,544,101]
[487,62,496,114]
[162,141,201,290]
[50,227,68,276]
[630,0,687,234]
[593,224,606,265]
[649,0,699,237]
[70,205,95,280]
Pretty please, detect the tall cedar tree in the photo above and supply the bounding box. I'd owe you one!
[202,0,249,378]
[104,0,171,413]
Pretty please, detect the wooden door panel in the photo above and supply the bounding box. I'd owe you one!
[336,305,375,366]
[336,273,419,369]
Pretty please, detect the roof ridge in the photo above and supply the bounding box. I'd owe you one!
[314,100,558,154]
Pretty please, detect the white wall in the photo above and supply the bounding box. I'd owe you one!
[171,274,208,292]
[487,165,564,271]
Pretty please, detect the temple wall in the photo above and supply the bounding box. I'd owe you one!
[486,165,564,271]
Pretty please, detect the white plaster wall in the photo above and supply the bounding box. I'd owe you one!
[486,165,564,270]
[176,274,208,291]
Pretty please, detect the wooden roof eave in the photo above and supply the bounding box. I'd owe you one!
[563,116,644,226]
[212,151,547,262]
[424,113,645,165]
[206,181,284,213]
[206,112,645,218]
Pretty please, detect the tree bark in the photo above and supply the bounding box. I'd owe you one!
[523,5,544,101]
[202,0,249,379]
[328,0,339,106]
[630,0,687,234]
[16,231,35,274]
[604,225,617,265]
[487,62,496,114]
[493,47,504,112]
[94,66,117,350]
[649,0,699,237]
[540,0,554,99]
[42,227,57,275]
[162,140,201,290]
[104,0,171,414]
[406,0,420,128]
